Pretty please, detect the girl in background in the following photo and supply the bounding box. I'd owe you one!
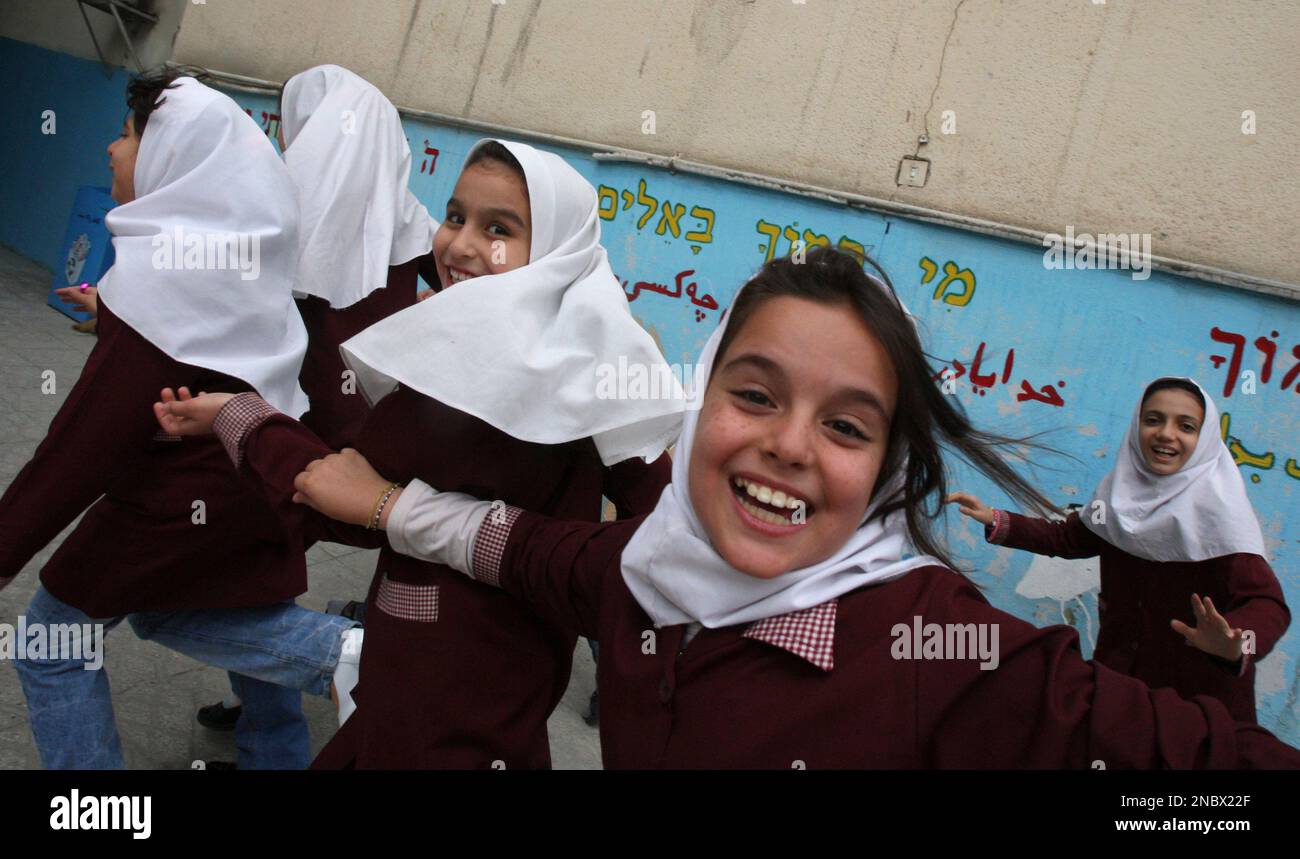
[949,377,1289,723]
[194,63,439,733]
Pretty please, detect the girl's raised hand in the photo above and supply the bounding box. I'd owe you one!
[292,448,398,527]
[153,387,235,436]
[1171,594,1245,663]
[945,491,995,526]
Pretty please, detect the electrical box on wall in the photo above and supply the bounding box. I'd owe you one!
[896,156,930,187]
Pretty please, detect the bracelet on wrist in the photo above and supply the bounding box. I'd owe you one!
[368,482,403,530]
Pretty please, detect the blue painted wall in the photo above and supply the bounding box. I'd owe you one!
[3,36,1297,746]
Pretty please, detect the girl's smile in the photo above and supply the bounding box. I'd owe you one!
[1138,388,1203,475]
[689,296,896,579]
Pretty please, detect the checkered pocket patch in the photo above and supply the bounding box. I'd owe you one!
[375,575,440,622]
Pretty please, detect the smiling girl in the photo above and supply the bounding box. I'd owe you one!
[292,247,1297,767]
[950,377,1289,724]
[154,139,680,768]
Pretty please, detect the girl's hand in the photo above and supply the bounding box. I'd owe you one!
[153,387,234,436]
[292,448,399,527]
[1171,594,1245,663]
[945,491,995,526]
[55,285,98,317]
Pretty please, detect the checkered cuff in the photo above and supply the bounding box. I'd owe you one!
[985,509,1010,544]
[212,392,279,469]
[470,504,524,588]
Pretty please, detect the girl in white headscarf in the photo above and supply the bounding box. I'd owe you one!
[294,247,1299,767]
[951,377,1289,723]
[0,71,313,769]
[155,139,681,768]
[193,64,441,732]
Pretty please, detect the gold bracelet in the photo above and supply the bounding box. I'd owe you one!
[368,482,402,530]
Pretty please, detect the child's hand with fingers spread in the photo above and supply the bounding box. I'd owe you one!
[945,491,995,526]
[292,448,399,527]
[152,387,235,436]
[1171,593,1245,663]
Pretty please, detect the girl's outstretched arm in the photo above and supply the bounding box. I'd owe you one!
[915,569,1298,768]
[949,492,1103,558]
[385,485,639,639]
[158,390,386,550]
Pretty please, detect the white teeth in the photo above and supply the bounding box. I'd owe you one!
[732,477,808,520]
[449,269,472,283]
[738,496,792,526]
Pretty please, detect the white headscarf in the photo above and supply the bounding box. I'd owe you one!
[620,278,942,629]
[280,65,436,308]
[1082,377,1266,562]
[98,76,308,417]
[339,139,684,465]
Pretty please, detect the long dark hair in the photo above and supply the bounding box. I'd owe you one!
[714,247,1061,570]
[125,65,211,137]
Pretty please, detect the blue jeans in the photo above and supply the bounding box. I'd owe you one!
[14,587,125,769]
[129,601,357,770]
[15,585,354,769]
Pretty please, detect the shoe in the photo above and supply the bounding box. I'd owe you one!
[196,701,242,731]
[334,628,364,726]
[326,599,367,626]
[582,690,599,727]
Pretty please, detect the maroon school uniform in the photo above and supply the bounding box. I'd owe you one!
[987,510,1289,723]
[214,390,670,768]
[293,255,436,449]
[0,299,302,617]
[460,508,1300,768]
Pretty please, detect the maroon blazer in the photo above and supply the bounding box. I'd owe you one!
[294,255,432,450]
[470,510,1299,768]
[991,511,1289,723]
[227,388,670,769]
[0,299,302,617]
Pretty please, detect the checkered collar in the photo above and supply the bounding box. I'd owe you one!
[742,599,838,671]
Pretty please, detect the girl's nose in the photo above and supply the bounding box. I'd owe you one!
[763,413,813,468]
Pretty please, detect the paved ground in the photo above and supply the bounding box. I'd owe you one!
[0,245,602,769]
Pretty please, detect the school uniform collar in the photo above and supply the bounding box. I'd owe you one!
[742,599,838,671]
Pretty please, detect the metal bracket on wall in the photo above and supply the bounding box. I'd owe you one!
[76,0,159,77]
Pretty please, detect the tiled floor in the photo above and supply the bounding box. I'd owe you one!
[0,245,602,770]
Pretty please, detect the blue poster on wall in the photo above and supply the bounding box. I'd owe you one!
[47,185,116,322]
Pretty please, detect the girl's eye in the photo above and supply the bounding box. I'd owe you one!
[731,389,772,408]
[488,223,511,237]
[827,419,868,441]
[445,213,464,225]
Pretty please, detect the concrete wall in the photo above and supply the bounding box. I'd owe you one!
[168,0,1300,287]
